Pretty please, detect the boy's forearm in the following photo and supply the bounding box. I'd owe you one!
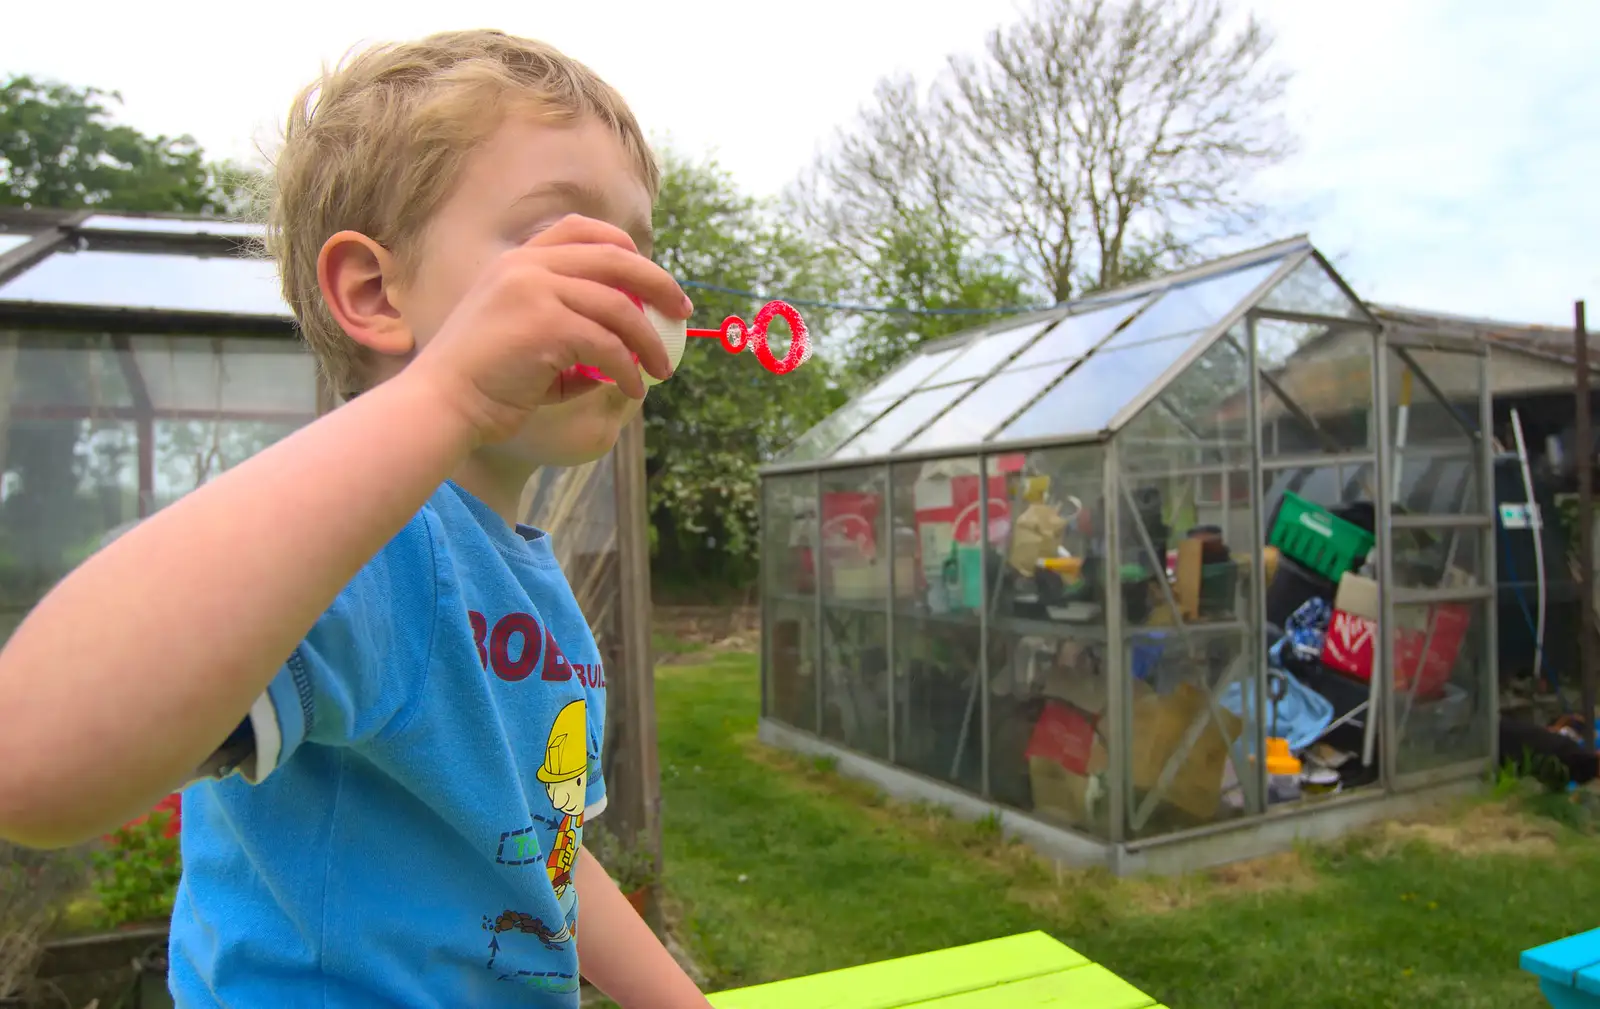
[575,847,709,1008]
[0,370,477,848]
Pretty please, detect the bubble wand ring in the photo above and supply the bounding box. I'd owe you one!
[572,299,810,386]
[689,300,810,376]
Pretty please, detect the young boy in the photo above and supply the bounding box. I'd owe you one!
[0,29,713,1009]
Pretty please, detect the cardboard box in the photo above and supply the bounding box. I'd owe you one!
[1025,700,1107,826]
[1028,752,1106,827]
[1130,682,1242,822]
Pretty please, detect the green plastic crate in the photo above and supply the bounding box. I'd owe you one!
[1268,492,1374,582]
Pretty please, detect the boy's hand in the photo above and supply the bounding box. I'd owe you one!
[409,214,691,445]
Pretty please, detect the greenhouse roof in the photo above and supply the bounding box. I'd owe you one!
[767,235,1380,474]
[0,209,315,437]
[0,208,290,334]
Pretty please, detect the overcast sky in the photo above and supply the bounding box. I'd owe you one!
[3,0,1593,327]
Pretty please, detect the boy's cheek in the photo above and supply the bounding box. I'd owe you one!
[511,388,639,463]
[617,388,645,421]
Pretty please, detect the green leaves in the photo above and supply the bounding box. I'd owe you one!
[0,74,243,213]
[91,812,181,928]
[645,150,847,589]
[849,208,1031,385]
[584,820,659,892]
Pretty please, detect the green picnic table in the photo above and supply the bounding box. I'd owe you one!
[706,931,1167,1009]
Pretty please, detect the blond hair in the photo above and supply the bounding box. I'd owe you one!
[265,29,659,396]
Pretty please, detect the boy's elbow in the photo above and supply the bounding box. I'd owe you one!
[0,782,104,850]
[0,810,90,850]
[0,824,88,851]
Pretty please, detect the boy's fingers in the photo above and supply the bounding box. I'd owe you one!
[529,214,639,256]
[560,315,648,401]
[550,367,605,404]
[530,235,691,323]
[557,279,672,382]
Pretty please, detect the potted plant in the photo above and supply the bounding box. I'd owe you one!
[583,824,659,917]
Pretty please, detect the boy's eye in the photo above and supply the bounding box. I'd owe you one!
[508,219,557,247]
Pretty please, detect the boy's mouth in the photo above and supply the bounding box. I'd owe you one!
[556,364,595,398]
[565,355,644,388]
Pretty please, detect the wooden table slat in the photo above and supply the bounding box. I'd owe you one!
[706,932,1086,1009]
[909,964,1157,1009]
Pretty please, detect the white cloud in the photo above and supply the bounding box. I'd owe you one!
[1254,0,1599,326]
[1,0,1593,326]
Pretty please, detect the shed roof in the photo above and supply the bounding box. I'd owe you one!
[1372,303,1592,374]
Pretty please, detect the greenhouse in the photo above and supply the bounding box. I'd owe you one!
[0,208,317,638]
[758,236,1498,874]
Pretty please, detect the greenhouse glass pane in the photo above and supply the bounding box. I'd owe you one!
[1006,296,1149,370]
[11,336,135,409]
[992,332,1198,443]
[857,343,966,402]
[1257,256,1364,319]
[0,249,288,317]
[81,215,264,238]
[131,337,316,414]
[779,395,897,463]
[833,382,974,459]
[903,362,1072,451]
[1254,317,1325,371]
[0,234,32,255]
[927,318,1055,385]
[1099,257,1286,352]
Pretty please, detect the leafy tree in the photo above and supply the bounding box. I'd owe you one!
[647,149,847,595]
[791,77,1031,386]
[206,159,271,220]
[0,74,250,214]
[847,208,1030,386]
[801,0,1292,304]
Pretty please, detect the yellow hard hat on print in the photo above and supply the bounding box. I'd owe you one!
[537,700,588,784]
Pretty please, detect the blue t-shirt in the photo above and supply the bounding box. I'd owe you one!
[167,482,610,1007]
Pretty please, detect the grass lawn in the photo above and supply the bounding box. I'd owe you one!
[654,649,1600,1009]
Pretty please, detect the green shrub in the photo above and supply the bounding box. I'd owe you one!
[584,822,659,893]
[92,812,180,928]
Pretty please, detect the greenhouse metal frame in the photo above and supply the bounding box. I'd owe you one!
[758,235,1499,874]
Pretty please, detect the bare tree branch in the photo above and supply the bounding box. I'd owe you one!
[798,0,1293,316]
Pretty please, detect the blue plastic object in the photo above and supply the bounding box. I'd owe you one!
[1522,928,1600,1008]
[1279,597,1332,665]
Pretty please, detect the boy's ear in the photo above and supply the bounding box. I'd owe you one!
[316,231,414,358]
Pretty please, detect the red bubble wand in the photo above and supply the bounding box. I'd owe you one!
[573,299,811,385]
[688,300,812,376]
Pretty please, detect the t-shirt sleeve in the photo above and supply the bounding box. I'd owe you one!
[188,510,442,785]
[584,674,608,821]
